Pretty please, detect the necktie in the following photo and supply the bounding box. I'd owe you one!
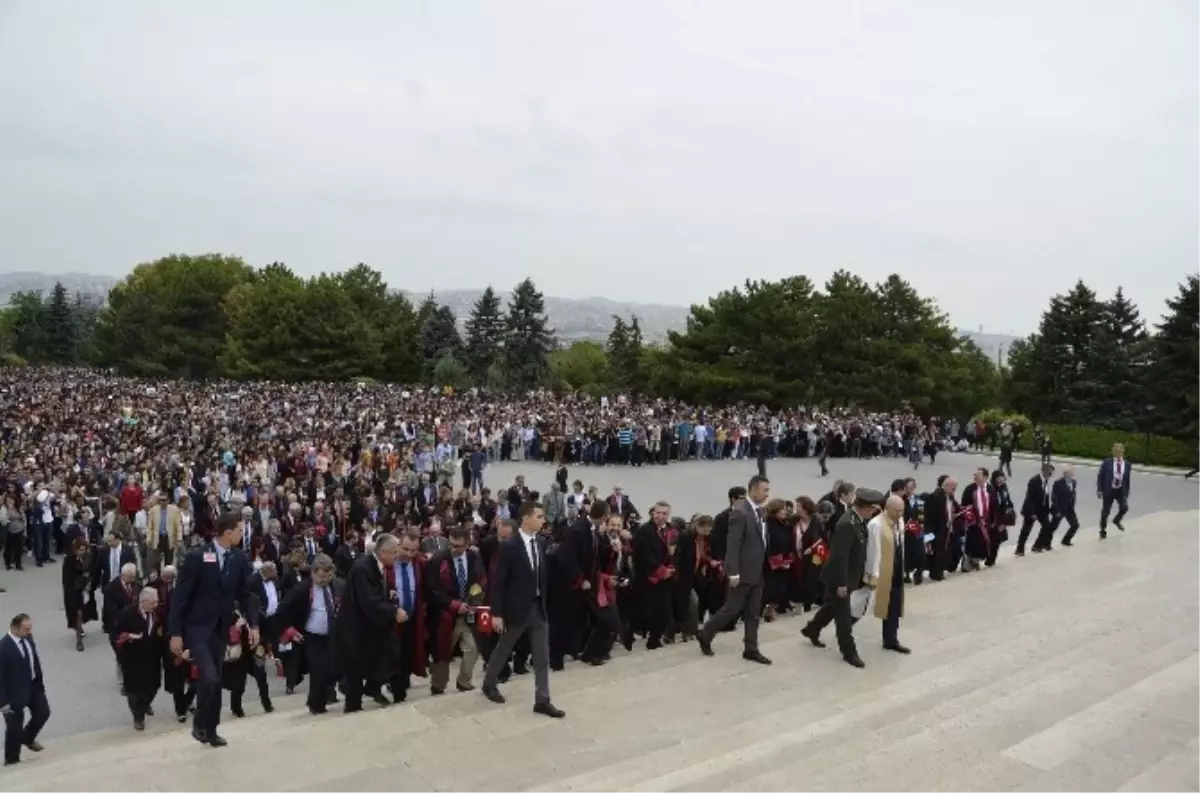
[146,612,153,635]
[456,556,467,600]
[400,564,412,613]
[529,538,540,594]
[322,585,334,617]
[18,640,31,679]
[219,550,228,578]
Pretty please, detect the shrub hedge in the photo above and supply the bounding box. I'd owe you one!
[1020,423,1193,468]
[969,409,1193,467]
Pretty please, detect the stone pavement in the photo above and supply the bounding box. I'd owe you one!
[0,456,1196,791]
[960,448,1193,477]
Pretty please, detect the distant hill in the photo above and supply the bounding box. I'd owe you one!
[0,273,1018,362]
[0,272,118,306]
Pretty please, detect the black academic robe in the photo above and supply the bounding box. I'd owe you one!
[338,554,400,684]
[631,521,673,635]
[115,605,163,694]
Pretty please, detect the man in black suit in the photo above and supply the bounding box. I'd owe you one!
[923,476,956,581]
[696,475,772,665]
[1048,466,1081,547]
[480,501,564,718]
[801,488,885,669]
[168,512,259,748]
[1097,442,1132,538]
[280,554,344,714]
[1017,463,1055,555]
[93,530,136,592]
[0,614,50,766]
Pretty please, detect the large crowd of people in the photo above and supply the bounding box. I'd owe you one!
[1,366,1120,761]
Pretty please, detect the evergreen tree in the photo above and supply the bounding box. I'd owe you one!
[1086,288,1150,430]
[463,287,505,382]
[607,315,644,392]
[501,278,554,390]
[1148,275,1199,440]
[419,302,463,383]
[45,282,75,363]
[1007,281,1105,423]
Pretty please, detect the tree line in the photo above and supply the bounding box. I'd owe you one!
[1,255,1195,447]
[1005,276,1198,442]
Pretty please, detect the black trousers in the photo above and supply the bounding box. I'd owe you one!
[1017,511,1050,551]
[387,624,415,700]
[581,602,622,661]
[1052,509,1081,543]
[302,633,334,712]
[927,529,949,580]
[807,591,857,659]
[1100,491,1129,529]
[3,532,23,569]
[698,578,763,652]
[3,684,49,764]
[126,687,158,721]
[188,633,226,735]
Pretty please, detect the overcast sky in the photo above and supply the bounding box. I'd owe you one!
[0,1,1195,333]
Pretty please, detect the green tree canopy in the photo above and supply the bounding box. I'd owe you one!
[463,286,505,382]
[502,278,553,390]
[92,253,254,378]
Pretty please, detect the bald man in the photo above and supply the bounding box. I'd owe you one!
[866,495,911,654]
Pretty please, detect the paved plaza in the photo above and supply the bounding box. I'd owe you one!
[0,453,1196,791]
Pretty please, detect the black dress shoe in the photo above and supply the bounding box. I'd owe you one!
[456,682,476,692]
[883,643,912,654]
[497,669,512,684]
[430,687,445,696]
[800,624,826,648]
[533,702,565,718]
[24,741,43,753]
[844,655,866,669]
[1115,521,1125,532]
[191,729,209,745]
[697,635,714,656]
[482,685,506,704]
[742,650,772,665]
[262,700,274,713]
[145,705,154,717]
[207,733,228,748]
[1061,540,1073,547]
[308,706,327,715]
[512,663,530,676]
[549,661,565,672]
[231,704,246,718]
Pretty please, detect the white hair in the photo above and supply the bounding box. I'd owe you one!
[138,586,159,603]
[120,562,137,576]
[252,560,263,572]
[163,565,177,576]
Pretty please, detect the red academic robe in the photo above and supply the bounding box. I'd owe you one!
[384,561,427,677]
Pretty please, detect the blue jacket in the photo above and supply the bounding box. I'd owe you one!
[169,542,259,645]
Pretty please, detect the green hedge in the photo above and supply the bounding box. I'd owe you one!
[1019,423,1194,468]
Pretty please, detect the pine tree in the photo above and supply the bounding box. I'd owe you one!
[419,302,463,383]
[501,278,554,390]
[1087,287,1150,430]
[1148,275,1199,440]
[45,282,75,363]
[1008,281,1105,423]
[463,287,505,382]
[607,315,644,392]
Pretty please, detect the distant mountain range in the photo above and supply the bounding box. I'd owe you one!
[0,272,1018,363]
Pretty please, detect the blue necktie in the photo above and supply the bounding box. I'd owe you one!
[400,564,412,613]
[456,556,467,600]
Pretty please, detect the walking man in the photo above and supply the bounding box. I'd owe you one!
[696,475,772,665]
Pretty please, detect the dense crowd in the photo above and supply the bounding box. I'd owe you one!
[1,366,1079,755]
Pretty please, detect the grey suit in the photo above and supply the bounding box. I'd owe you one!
[698,500,766,652]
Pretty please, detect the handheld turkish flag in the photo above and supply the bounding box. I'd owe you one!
[475,606,494,634]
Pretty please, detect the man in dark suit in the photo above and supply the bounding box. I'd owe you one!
[1096,442,1131,538]
[709,486,746,563]
[923,476,956,581]
[1017,463,1055,555]
[1048,466,1081,547]
[801,488,885,669]
[339,534,406,712]
[480,501,565,718]
[168,512,259,748]
[696,475,772,665]
[93,530,136,592]
[0,614,50,766]
[280,554,344,714]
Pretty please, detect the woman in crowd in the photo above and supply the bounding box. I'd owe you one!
[61,536,96,651]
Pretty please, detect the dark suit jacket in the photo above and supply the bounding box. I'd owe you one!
[93,544,137,592]
[1021,475,1052,518]
[1052,477,1077,515]
[724,499,766,585]
[102,578,137,634]
[0,634,43,712]
[821,510,867,592]
[168,542,259,646]
[489,532,547,626]
[1096,458,1132,497]
[924,488,953,537]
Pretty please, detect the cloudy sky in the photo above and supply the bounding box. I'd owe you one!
[0,0,1194,333]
